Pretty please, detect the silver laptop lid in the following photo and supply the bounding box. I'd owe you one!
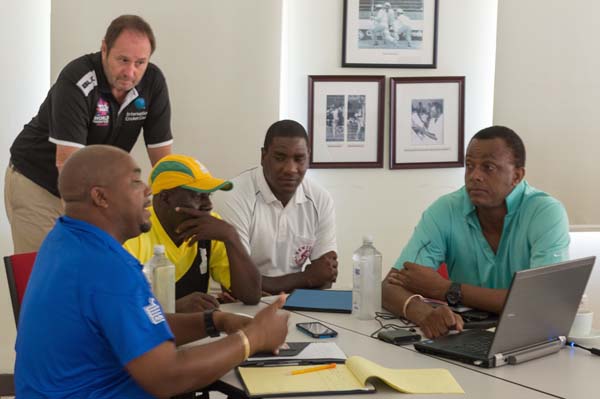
[488,256,595,356]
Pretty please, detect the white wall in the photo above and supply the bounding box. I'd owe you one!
[282,0,499,288]
[495,0,600,327]
[0,0,51,373]
[494,0,600,226]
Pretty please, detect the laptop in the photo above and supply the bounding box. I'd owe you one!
[283,289,352,313]
[414,257,595,368]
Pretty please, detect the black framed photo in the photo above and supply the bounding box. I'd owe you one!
[308,75,385,168]
[342,0,439,68]
[390,76,465,169]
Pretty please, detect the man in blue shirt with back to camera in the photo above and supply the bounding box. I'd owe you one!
[15,145,289,398]
[383,126,570,339]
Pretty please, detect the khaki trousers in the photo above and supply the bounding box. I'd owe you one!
[4,165,63,254]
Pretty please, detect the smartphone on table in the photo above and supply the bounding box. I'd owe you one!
[296,322,338,338]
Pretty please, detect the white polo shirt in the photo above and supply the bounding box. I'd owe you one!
[219,167,337,277]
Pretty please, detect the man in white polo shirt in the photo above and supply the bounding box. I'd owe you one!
[219,120,338,294]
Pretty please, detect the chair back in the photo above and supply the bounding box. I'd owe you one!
[438,262,449,279]
[4,252,37,326]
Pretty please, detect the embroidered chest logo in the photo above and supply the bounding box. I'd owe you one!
[92,98,110,126]
[293,245,313,267]
[125,97,148,122]
[143,297,165,325]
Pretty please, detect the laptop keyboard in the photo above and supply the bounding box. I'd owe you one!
[447,333,494,355]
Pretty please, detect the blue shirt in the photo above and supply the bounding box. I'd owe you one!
[393,181,570,289]
[15,216,174,398]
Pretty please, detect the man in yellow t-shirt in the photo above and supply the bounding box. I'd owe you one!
[124,154,261,312]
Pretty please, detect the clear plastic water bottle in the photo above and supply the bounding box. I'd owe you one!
[148,245,175,313]
[352,236,382,320]
[142,258,155,290]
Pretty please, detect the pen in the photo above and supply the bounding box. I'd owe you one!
[290,363,337,376]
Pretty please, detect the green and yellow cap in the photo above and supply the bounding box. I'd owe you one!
[149,154,233,195]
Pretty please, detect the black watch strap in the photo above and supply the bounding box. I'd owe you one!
[203,309,221,337]
[445,282,463,306]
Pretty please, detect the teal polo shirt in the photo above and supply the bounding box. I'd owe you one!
[393,180,570,289]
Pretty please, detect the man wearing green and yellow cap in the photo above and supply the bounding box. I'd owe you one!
[124,154,261,311]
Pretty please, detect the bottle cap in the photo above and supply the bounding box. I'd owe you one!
[153,244,166,255]
[362,235,374,244]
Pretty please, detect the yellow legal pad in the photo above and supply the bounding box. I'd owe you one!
[237,355,464,397]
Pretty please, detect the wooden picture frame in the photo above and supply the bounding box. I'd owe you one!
[390,76,465,169]
[308,75,385,168]
[342,0,439,68]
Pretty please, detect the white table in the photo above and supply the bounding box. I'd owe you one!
[202,302,565,398]
[290,305,598,399]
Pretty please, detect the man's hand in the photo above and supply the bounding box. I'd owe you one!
[244,295,290,354]
[389,262,451,300]
[416,306,464,339]
[217,289,238,304]
[176,292,220,313]
[214,312,253,335]
[175,207,235,245]
[303,251,338,288]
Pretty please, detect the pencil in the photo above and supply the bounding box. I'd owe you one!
[290,363,337,376]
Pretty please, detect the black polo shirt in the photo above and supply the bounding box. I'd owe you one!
[10,52,172,197]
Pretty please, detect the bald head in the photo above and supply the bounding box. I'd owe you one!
[59,145,133,203]
[58,145,151,243]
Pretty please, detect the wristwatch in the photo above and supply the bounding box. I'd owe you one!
[203,309,221,337]
[445,282,463,306]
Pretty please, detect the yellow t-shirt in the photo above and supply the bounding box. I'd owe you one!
[123,207,231,290]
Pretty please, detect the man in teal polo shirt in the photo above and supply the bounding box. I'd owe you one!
[382,126,570,339]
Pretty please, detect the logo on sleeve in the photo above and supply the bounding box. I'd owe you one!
[92,98,110,126]
[143,298,166,325]
[76,70,97,97]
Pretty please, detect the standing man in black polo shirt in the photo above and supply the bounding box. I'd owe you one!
[5,15,173,254]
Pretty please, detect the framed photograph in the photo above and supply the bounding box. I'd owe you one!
[342,0,439,68]
[308,75,385,168]
[390,76,465,169]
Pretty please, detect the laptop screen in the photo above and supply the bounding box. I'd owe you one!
[488,257,595,356]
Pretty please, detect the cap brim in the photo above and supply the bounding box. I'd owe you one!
[181,179,233,193]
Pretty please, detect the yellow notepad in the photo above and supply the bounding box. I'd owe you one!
[237,355,464,397]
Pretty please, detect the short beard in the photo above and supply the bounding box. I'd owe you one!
[140,222,152,234]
